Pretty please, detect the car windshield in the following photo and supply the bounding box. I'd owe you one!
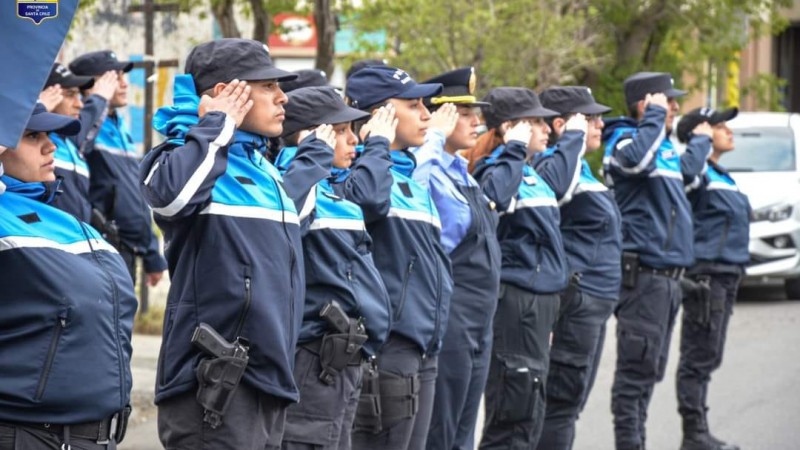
[719,126,796,172]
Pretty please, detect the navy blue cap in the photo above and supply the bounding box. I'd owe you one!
[423,67,489,108]
[185,39,297,94]
[623,72,686,105]
[345,66,443,110]
[346,58,387,79]
[677,107,738,144]
[26,103,80,136]
[45,63,95,89]
[480,87,559,129]
[540,86,611,115]
[69,50,133,76]
[281,69,329,93]
[283,86,369,137]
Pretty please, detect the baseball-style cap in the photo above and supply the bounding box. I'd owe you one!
[69,50,134,76]
[346,66,442,110]
[540,86,611,115]
[480,87,559,129]
[282,86,369,137]
[623,72,686,106]
[26,103,80,136]
[676,107,739,143]
[185,38,297,94]
[281,69,329,93]
[346,58,387,79]
[423,67,489,108]
[45,63,95,89]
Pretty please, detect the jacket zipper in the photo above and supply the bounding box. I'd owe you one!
[79,222,125,408]
[427,258,444,354]
[234,275,252,339]
[717,217,731,257]
[35,310,68,400]
[664,207,676,250]
[395,257,416,321]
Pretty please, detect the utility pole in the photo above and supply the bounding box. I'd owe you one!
[128,0,179,313]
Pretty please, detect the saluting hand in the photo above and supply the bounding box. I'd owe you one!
[363,103,398,143]
[429,103,458,138]
[198,79,253,128]
[565,113,588,135]
[644,93,669,111]
[692,121,713,138]
[39,85,63,112]
[300,124,336,150]
[91,71,120,101]
[502,120,533,145]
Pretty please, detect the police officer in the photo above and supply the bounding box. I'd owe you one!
[69,50,167,286]
[406,67,502,450]
[273,86,393,450]
[536,86,622,450]
[39,63,118,222]
[140,39,319,450]
[602,72,708,450]
[675,108,749,450]
[0,104,136,449]
[344,66,454,450]
[466,87,585,449]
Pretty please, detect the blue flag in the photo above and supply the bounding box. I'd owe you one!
[0,0,79,148]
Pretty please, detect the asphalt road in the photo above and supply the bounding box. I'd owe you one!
[121,286,800,449]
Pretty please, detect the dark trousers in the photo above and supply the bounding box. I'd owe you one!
[611,272,681,450]
[117,246,137,285]
[538,290,617,450]
[426,333,491,450]
[479,284,559,450]
[0,423,114,450]
[281,344,363,450]
[676,272,740,424]
[351,333,437,450]
[158,382,288,450]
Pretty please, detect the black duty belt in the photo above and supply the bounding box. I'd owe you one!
[639,264,685,280]
[303,337,364,366]
[2,411,123,444]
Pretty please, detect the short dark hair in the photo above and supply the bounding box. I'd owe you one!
[628,103,640,120]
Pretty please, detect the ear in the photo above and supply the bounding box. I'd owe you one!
[211,82,228,97]
[637,100,646,118]
[553,117,566,131]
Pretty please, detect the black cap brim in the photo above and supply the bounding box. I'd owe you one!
[61,75,96,89]
[282,105,369,137]
[710,107,738,124]
[240,67,298,83]
[394,83,443,100]
[665,87,687,99]
[27,111,81,136]
[574,102,612,115]
[514,105,561,119]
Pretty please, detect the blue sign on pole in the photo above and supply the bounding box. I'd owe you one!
[0,0,79,148]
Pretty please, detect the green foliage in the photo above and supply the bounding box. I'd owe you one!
[741,73,788,111]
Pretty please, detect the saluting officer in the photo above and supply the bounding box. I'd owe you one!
[273,86,393,450]
[675,108,749,450]
[408,68,502,450]
[537,86,622,450]
[602,72,708,450]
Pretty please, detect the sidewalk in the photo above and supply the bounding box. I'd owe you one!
[121,333,162,450]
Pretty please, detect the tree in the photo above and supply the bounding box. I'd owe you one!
[314,0,337,77]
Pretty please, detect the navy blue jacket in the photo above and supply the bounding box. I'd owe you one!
[141,76,324,403]
[475,135,581,295]
[0,176,136,424]
[539,142,622,300]
[50,94,108,222]
[333,143,453,355]
[602,106,700,269]
[687,157,751,268]
[85,111,166,272]
[275,145,392,356]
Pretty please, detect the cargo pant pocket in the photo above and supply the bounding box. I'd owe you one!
[546,349,589,404]
[495,353,543,423]
[617,329,657,378]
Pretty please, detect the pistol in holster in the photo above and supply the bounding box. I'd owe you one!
[317,300,368,385]
[191,322,250,429]
[90,208,121,250]
[680,275,713,327]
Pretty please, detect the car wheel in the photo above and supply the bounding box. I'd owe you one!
[784,278,800,300]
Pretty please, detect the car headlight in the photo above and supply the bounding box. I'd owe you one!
[752,204,793,222]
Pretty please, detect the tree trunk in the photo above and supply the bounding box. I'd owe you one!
[314,0,336,77]
[212,0,240,38]
[249,0,270,43]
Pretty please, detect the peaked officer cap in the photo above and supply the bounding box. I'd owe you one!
[423,67,489,108]
[623,72,686,106]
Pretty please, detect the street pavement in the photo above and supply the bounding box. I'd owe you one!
[121,287,800,449]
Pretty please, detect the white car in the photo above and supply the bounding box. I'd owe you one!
[722,112,800,298]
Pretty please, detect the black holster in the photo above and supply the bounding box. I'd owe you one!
[681,275,712,326]
[318,322,368,385]
[354,359,382,434]
[622,251,640,289]
[195,355,248,428]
